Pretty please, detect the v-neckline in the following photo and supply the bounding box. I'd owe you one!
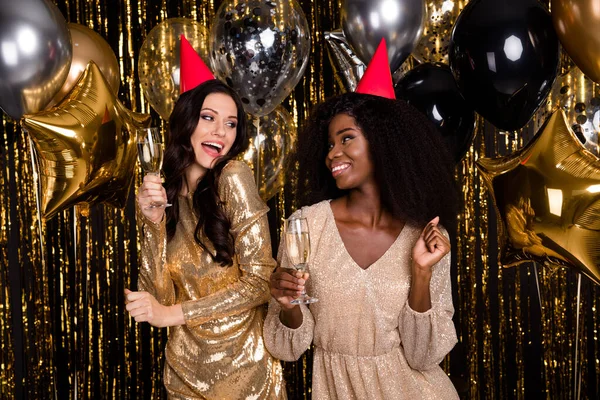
[325,201,406,271]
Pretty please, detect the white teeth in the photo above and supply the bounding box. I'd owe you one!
[203,142,223,150]
[332,164,350,172]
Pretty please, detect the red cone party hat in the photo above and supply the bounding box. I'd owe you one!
[179,35,215,94]
[355,38,396,100]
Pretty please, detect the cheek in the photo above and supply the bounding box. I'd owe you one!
[189,127,204,147]
[225,130,238,149]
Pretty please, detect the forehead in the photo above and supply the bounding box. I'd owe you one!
[201,92,237,113]
[328,113,360,136]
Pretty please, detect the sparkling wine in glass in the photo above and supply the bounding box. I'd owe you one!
[136,127,171,209]
[285,217,318,304]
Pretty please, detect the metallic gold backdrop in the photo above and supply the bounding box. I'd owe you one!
[0,0,599,399]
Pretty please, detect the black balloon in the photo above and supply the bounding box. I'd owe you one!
[449,0,559,131]
[395,63,475,163]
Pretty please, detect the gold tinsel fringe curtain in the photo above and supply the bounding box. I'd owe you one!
[1,0,599,399]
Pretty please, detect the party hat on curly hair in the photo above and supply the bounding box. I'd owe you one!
[355,38,396,100]
[180,35,215,94]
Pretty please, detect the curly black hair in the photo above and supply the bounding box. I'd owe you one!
[290,92,459,231]
[163,80,249,266]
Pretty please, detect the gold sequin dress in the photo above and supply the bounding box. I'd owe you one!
[138,160,286,399]
[263,201,458,400]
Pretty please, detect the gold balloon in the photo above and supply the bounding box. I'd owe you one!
[552,0,600,83]
[46,23,120,109]
[240,106,296,201]
[477,110,600,285]
[138,18,210,120]
[412,0,470,64]
[22,61,151,220]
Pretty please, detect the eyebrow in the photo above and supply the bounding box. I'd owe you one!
[335,127,357,135]
[201,107,238,119]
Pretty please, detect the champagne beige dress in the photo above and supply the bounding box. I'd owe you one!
[263,201,458,399]
[138,160,285,399]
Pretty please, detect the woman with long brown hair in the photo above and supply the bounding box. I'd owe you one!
[125,69,285,398]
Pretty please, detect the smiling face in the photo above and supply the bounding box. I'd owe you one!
[190,92,239,172]
[325,113,375,190]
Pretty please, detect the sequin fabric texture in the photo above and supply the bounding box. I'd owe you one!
[138,160,286,399]
[264,201,459,399]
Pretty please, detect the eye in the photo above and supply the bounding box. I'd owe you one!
[201,114,214,121]
[226,121,237,128]
[341,135,353,144]
[327,142,334,150]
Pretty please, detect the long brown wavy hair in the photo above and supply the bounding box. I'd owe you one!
[163,80,249,266]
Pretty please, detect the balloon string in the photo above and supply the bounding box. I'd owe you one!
[73,207,78,400]
[253,116,261,186]
[28,135,56,398]
[533,263,542,314]
[574,273,582,400]
[72,207,81,400]
[72,206,89,400]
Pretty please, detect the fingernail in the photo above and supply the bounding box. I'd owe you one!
[297,279,305,285]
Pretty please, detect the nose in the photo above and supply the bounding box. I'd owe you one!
[213,122,226,137]
[327,143,342,161]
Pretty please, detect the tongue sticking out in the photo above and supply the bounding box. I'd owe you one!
[202,143,222,157]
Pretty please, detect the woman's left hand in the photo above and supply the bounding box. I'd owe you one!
[411,216,450,272]
[125,289,184,328]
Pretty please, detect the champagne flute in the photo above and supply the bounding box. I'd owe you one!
[136,127,171,209]
[285,217,318,304]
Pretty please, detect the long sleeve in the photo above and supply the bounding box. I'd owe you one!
[263,211,315,361]
[263,299,314,361]
[399,243,457,371]
[181,161,277,327]
[136,205,176,306]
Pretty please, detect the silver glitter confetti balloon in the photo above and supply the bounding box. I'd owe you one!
[210,0,310,117]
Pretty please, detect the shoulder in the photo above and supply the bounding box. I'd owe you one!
[289,200,330,221]
[285,201,332,245]
[218,160,256,195]
[288,201,332,238]
[220,159,253,183]
[217,160,266,216]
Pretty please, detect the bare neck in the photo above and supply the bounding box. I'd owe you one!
[182,164,207,195]
[335,182,391,228]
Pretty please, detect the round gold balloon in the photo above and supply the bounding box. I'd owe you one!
[477,109,600,285]
[412,0,470,64]
[239,106,296,201]
[46,23,120,108]
[138,18,210,120]
[552,0,600,83]
[22,62,151,220]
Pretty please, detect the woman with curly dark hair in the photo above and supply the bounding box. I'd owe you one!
[264,41,460,399]
[124,56,285,398]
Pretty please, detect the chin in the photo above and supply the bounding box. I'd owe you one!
[194,157,214,171]
[335,180,353,190]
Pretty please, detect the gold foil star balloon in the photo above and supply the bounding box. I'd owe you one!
[22,61,151,220]
[477,109,600,285]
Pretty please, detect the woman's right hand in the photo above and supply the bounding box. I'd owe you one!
[270,268,308,310]
[137,174,167,223]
